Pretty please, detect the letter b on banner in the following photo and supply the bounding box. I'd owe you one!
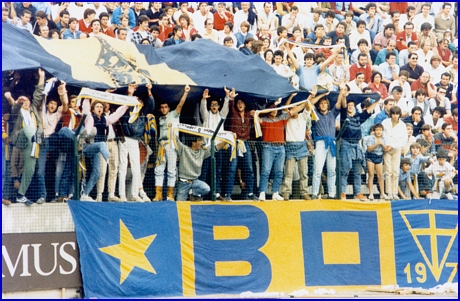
[191,205,271,295]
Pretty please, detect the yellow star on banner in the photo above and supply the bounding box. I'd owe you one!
[99,220,157,284]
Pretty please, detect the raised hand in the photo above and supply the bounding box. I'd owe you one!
[229,87,238,99]
[184,84,191,93]
[202,88,210,99]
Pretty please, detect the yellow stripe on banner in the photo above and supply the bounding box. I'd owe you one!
[35,34,196,87]
[214,226,250,240]
[215,261,252,277]
[322,232,360,264]
[177,202,196,297]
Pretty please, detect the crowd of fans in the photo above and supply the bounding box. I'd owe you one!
[2,2,458,205]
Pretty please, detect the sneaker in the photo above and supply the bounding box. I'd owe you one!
[108,196,122,202]
[446,193,454,200]
[392,194,400,200]
[16,195,33,206]
[130,196,144,202]
[2,199,11,205]
[36,197,46,204]
[272,192,284,201]
[224,195,233,201]
[311,195,318,200]
[259,192,266,201]
[96,194,102,202]
[340,193,346,201]
[381,193,390,201]
[80,194,95,202]
[282,193,289,200]
[247,193,259,201]
[302,193,311,200]
[355,193,367,202]
[216,194,225,201]
[119,196,128,202]
[326,195,336,199]
[50,197,59,203]
[368,194,374,200]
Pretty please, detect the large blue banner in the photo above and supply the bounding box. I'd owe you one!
[68,200,457,298]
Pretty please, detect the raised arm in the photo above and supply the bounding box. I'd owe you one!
[57,81,69,112]
[200,88,210,123]
[283,92,297,112]
[145,82,155,113]
[221,86,230,118]
[339,83,348,109]
[32,68,46,109]
[319,46,341,72]
[285,41,299,71]
[175,84,190,115]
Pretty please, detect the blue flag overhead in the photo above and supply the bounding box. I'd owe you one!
[2,23,295,100]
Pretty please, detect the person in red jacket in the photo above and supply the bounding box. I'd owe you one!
[396,21,418,51]
[78,8,96,34]
[350,52,373,84]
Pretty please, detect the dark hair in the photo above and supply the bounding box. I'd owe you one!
[384,23,396,31]
[365,3,377,11]
[277,26,287,36]
[389,106,401,115]
[407,41,417,48]
[420,22,432,31]
[69,17,78,24]
[385,52,396,60]
[452,108,458,116]
[325,10,335,19]
[224,21,233,31]
[178,14,190,26]
[415,88,426,97]
[391,86,403,93]
[21,9,31,17]
[49,29,59,38]
[274,50,284,57]
[244,37,255,46]
[411,106,423,114]
[404,21,414,29]
[433,106,446,117]
[60,10,70,18]
[90,18,101,27]
[358,38,369,46]
[373,123,384,131]
[384,98,395,105]
[357,52,368,60]
[400,158,412,167]
[371,71,382,82]
[138,15,149,24]
[356,20,366,28]
[441,72,452,79]
[150,25,160,33]
[173,25,182,35]
[99,12,109,20]
[83,8,96,19]
[304,52,315,60]
[441,122,452,130]
[223,36,233,43]
[35,10,47,19]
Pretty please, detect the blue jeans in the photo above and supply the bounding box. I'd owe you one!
[312,140,336,197]
[83,142,109,195]
[37,137,51,199]
[340,141,363,195]
[55,152,74,197]
[199,149,223,194]
[259,143,285,194]
[223,141,254,198]
[176,179,210,201]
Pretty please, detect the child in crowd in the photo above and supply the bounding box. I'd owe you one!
[398,158,421,199]
[404,142,433,198]
[424,148,457,199]
[363,123,390,200]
